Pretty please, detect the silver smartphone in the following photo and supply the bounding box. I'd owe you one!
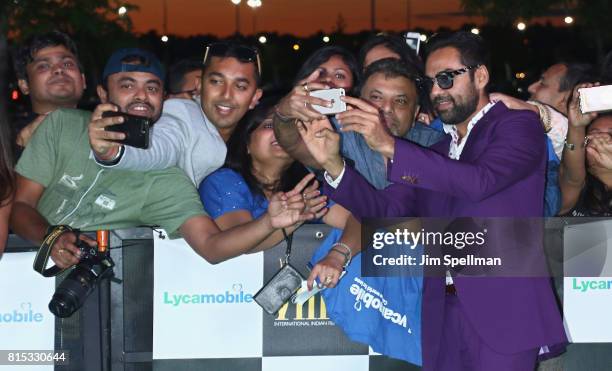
[310,88,347,115]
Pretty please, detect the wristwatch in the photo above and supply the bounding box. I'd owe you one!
[564,137,588,151]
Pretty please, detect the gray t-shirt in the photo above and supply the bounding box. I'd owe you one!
[97,98,227,186]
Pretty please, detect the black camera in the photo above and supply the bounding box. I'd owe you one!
[48,240,115,318]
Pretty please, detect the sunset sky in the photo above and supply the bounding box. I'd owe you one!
[128,0,485,37]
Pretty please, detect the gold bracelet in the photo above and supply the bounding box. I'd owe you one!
[531,101,552,133]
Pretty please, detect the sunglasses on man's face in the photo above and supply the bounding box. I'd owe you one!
[419,64,481,91]
[203,42,262,76]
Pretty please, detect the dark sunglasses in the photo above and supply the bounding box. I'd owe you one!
[203,42,262,76]
[419,64,481,91]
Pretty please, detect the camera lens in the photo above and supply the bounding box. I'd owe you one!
[48,264,98,318]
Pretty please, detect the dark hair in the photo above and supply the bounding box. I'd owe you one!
[293,46,360,94]
[358,33,423,73]
[583,173,612,216]
[225,97,307,198]
[557,63,596,113]
[13,30,82,81]
[424,31,490,76]
[167,59,201,94]
[360,58,425,107]
[558,62,595,92]
[202,42,262,86]
[600,50,612,85]
[0,118,15,206]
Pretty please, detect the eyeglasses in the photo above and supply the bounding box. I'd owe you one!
[203,42,262,77]
[419,65,481,91]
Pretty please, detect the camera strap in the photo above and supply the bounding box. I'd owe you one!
[33,225,76,277]
[281,228,293,265]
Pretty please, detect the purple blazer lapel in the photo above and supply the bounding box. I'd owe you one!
[454,102,504,161]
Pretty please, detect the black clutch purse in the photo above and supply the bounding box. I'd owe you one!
[254,229,304,314]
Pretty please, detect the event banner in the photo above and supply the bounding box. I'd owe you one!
[153,232,264,359]
[152,218,612,368]
[563,219,612,342]
[152,226,419,370]
[0,252,55,371]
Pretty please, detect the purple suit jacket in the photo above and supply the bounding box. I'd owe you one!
[325,103,567,368]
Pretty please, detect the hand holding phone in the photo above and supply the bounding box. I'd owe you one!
[310,88,347,115]
[101,111,151,149]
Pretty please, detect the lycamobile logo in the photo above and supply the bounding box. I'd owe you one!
[572,278,612,292]
[0,303,44,323]
[163,284,253,307]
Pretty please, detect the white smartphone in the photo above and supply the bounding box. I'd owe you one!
[404,32,421,54]
[310,88,347,115]
[579,85,612,113]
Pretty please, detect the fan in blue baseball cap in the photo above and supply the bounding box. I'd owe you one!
[89,48,165,162]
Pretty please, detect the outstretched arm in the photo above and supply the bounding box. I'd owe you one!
[182,175,318,264]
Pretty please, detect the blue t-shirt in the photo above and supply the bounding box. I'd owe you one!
[199,168,268,219]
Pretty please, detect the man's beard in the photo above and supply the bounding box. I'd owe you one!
[433,88,479,126]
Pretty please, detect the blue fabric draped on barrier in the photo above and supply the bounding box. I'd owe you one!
[310,228,423,366]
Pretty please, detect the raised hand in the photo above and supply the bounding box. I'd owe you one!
[587,134,612,170]
[301,177,328,219]
[276,69,333,122]
[336,96,395,159]
[569,83,598,128]
[296,117,344,177]
[88,104,126,161]
[267,173,319,228]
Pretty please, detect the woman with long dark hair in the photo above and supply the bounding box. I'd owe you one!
[198,97,348,262]
[560,83,612,216]
[0,118,15,255]
[293,45,360,92]
[276,45,360,123]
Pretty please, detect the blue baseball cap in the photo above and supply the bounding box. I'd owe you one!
[102,48,165,82]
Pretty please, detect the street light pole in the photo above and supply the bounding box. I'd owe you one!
[162,0,168,35]
[236,5,240,34]
[247,0,261,35]
[231,0,241,35]
[371,0,376,31]
[406,0,411,30]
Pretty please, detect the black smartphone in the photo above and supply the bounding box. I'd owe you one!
[102,111,151,149]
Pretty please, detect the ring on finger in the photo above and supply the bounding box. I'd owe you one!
[324,276,332,285]
[302,82,309,93]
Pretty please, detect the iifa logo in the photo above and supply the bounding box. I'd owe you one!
[163,283,253,307]
[572,278,612,292]
[0,302,44,323]
[276,288,329,321]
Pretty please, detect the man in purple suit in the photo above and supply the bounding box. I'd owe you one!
[297,32,567,370]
